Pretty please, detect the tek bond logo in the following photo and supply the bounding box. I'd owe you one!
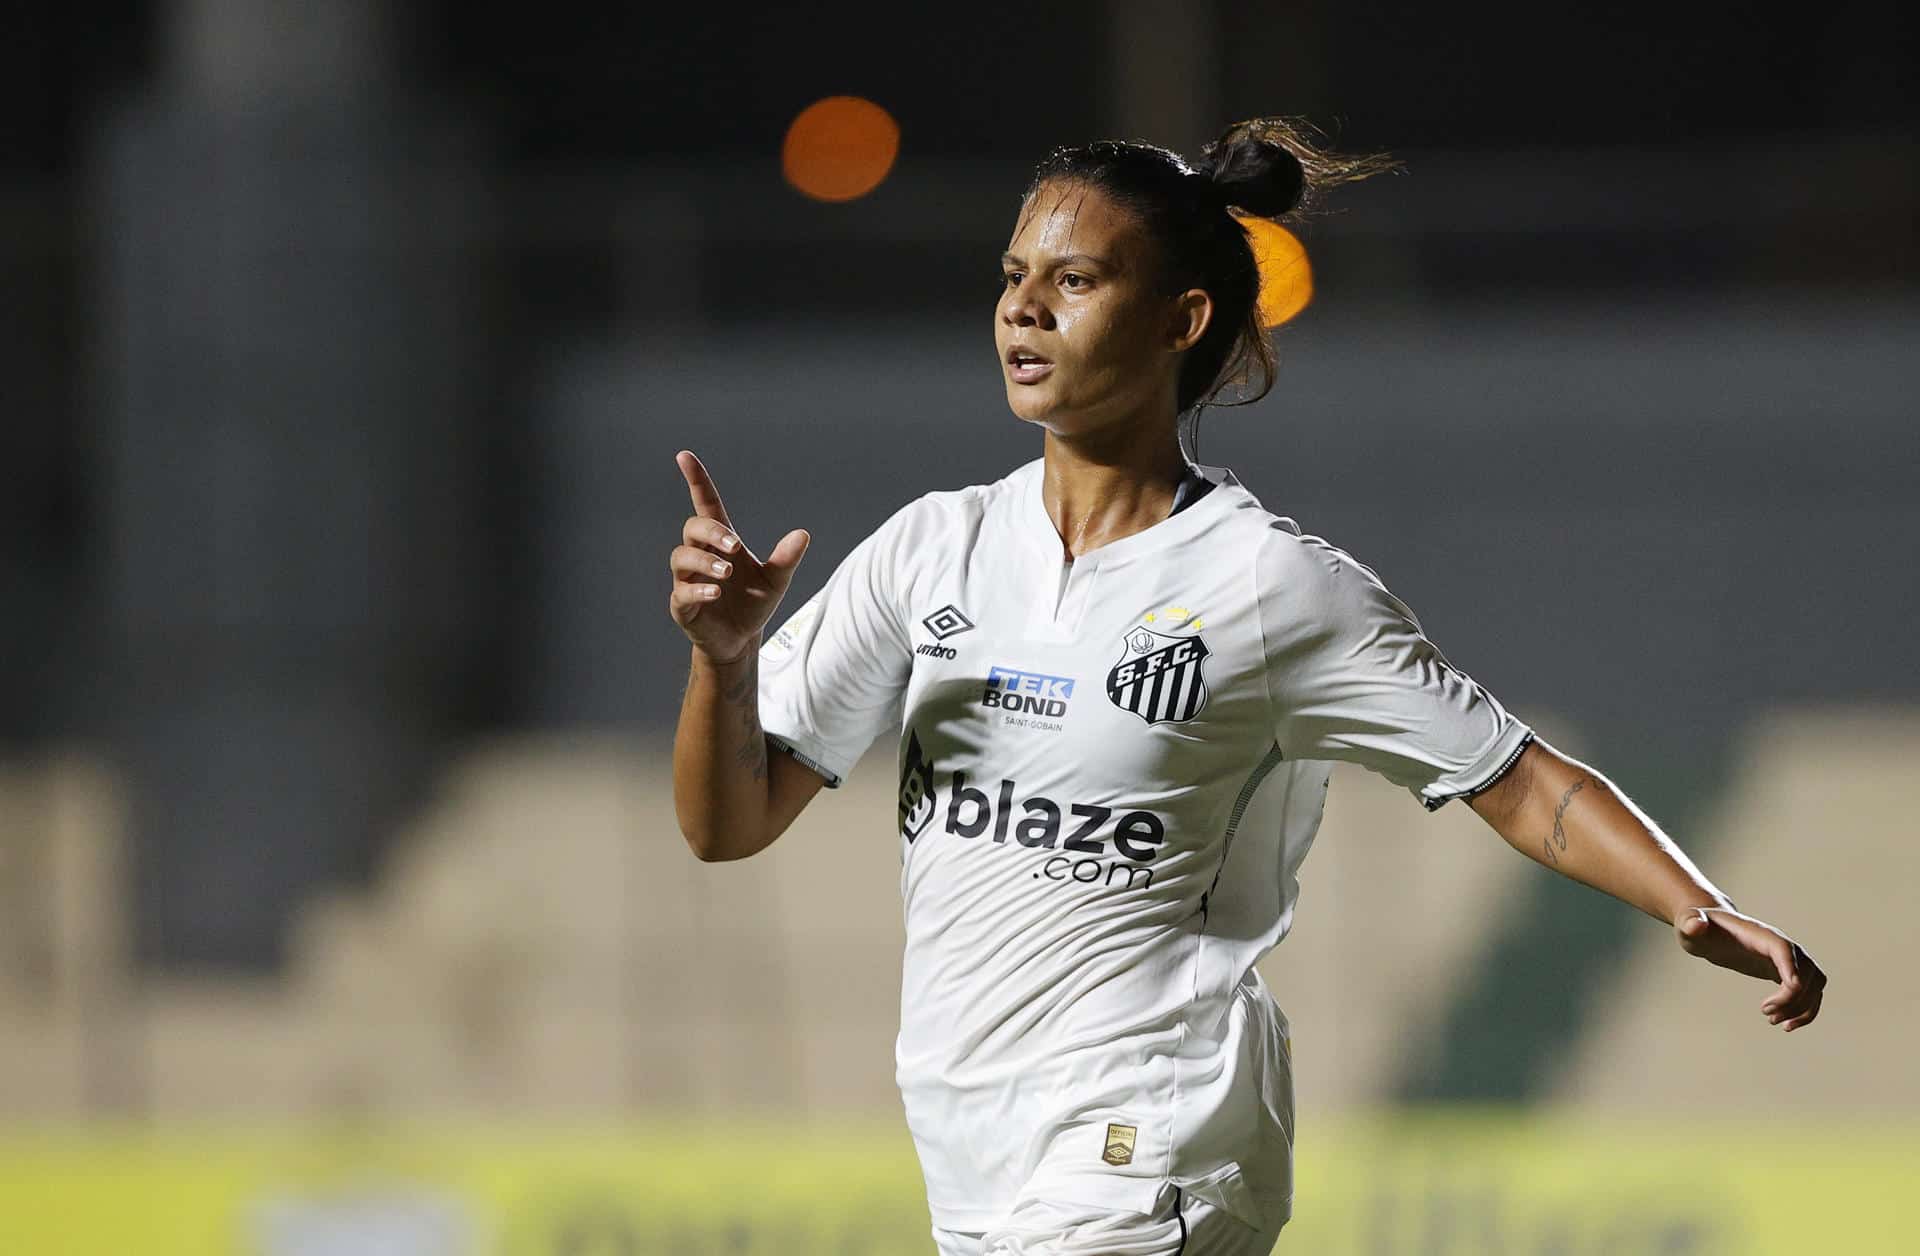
[980,665,1076,718]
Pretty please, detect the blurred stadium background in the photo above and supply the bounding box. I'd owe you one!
[4,1,1917,1252]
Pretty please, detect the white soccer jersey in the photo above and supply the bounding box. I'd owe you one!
[758,455,1532,1234]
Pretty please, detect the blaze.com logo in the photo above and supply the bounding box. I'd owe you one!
[897,728,1165,890]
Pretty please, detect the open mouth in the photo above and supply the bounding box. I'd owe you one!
[1006,348,1054,384]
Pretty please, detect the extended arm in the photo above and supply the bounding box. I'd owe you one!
[1467,738,1827,1030]
[667,451,827,862]
[673,645,827,862]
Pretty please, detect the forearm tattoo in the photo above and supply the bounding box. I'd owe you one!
[1543,776,1590,865]
[719,662,768,783]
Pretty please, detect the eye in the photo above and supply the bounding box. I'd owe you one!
[1002,270,1025,289]
[1060,272,1090,291]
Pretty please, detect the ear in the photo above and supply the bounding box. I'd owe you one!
[1168,288,1213,354]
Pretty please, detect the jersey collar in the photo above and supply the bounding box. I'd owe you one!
[1015,455,1244,568]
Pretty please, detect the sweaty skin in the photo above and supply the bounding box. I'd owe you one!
[997,180,1211,562]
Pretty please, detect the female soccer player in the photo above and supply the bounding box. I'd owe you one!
[669,118,1826,1256]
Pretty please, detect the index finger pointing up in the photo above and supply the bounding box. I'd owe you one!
[677,450,734,527]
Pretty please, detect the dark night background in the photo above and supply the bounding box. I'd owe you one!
[0,3,1913,1134]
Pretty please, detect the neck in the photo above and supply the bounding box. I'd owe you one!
[1040,412,1189,562]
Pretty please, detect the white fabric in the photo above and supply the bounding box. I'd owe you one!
[758,456,1531,1234]
[933,1181,1280,1256]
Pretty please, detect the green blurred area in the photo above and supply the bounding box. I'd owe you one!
[5,1114,1916,1255]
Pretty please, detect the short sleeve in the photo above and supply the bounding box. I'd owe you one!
[1257,526,1533,810]
[756,501,919,787]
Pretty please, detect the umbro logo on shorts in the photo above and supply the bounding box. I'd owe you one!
[1102,1123,1137,1166]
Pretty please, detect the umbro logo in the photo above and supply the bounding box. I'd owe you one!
[916,604,975,660]
[921,605,975,640]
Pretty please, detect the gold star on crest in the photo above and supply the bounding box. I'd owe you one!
[1141,606,1205,630]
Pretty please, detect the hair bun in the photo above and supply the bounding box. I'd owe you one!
[1196,119,1309,218]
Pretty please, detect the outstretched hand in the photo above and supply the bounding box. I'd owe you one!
[1675,907,1826,1032]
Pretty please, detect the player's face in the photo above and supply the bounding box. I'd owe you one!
[995,180,1183,435]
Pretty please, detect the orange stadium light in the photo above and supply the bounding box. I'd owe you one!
[1237,215,1314,327]
[781,96,900,202]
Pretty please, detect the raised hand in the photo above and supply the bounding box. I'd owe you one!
[668,450,811,665]
[1675,907,1827,1031]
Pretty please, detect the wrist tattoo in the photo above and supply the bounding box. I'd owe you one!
[719,662,768,783]
[1543,776,1590,865]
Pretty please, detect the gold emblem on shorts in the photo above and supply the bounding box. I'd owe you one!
[1102,1123,1137,1166]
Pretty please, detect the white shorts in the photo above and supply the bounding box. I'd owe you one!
[931,1182,1282,1256]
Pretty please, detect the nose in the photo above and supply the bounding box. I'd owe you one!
[1000,275,1049,329]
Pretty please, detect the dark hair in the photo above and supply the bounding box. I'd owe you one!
[1024,117,1398,436]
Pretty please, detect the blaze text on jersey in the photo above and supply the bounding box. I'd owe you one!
[900,728,1167,892]
[947,771,1164,891]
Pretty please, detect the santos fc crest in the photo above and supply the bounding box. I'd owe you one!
[1105,618,1211,725]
